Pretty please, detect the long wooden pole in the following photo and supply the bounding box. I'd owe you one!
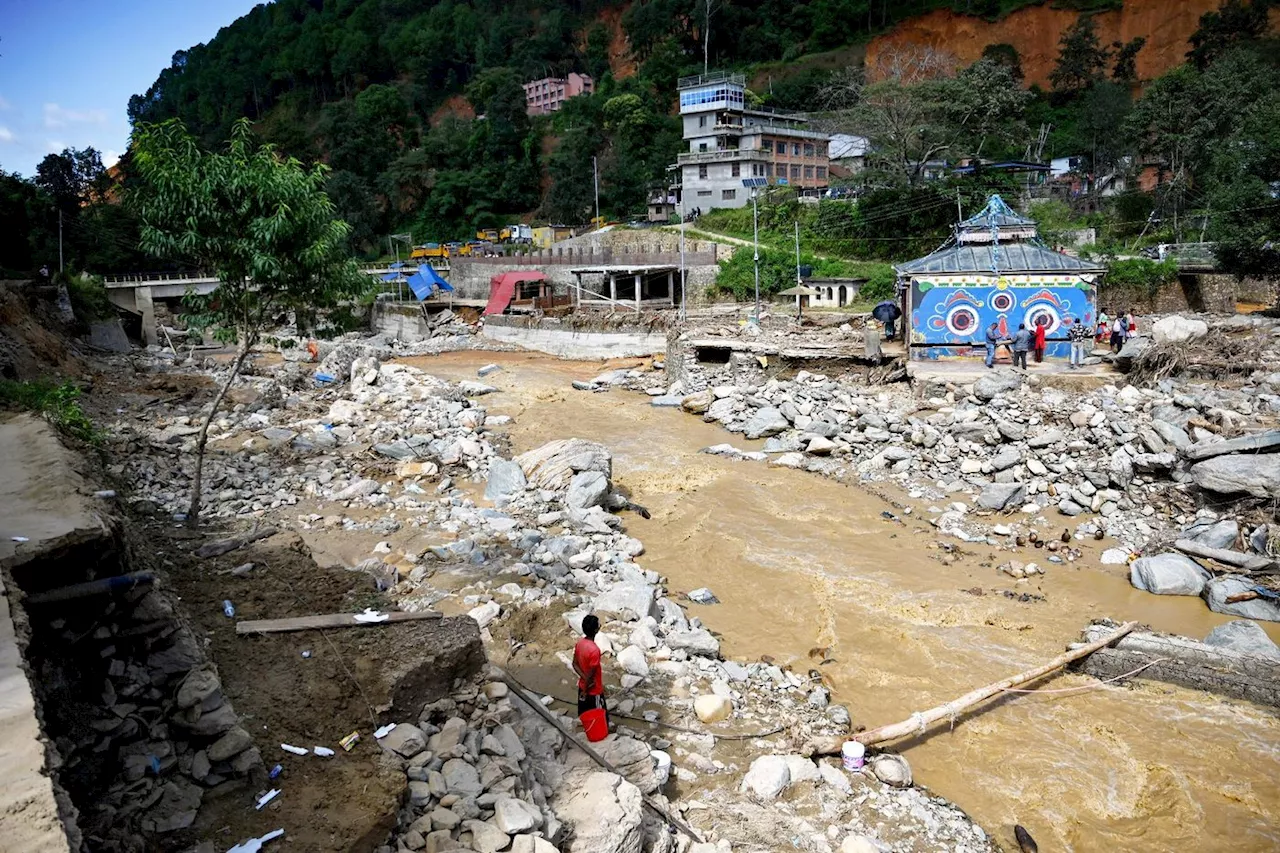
[491,667,703,844]
[806,621,1138,755]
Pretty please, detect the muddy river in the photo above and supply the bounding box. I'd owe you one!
[405,351,1280,852]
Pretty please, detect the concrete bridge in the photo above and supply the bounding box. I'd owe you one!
[101,267,421,345]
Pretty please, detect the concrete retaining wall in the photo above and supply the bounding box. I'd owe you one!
[478,318,665,358]
[1101,273,1239,316]
[449,259,723,308]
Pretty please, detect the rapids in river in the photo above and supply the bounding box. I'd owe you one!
[407,350,1280,853]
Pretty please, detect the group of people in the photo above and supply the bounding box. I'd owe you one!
[1099,310,1138,353]
[985,310,1137,370]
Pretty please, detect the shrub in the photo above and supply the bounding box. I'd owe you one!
[0,379,100,444]
[63,273,117,323]
[1104,257,1179,295]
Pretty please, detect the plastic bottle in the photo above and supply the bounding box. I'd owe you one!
[222,600,235,618]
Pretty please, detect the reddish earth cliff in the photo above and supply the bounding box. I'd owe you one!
[868,0,1278,88]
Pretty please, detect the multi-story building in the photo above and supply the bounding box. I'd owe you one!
[673,72,832,211]
[523,73,594,116]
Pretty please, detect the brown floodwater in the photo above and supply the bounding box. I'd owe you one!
[402,350,1280,853]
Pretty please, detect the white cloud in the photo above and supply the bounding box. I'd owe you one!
[0,127,14,143]
[47,139,67,153]
[103,150,120,169]
[43,103,108,129]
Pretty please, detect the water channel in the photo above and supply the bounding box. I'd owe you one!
[405,350,1280,853]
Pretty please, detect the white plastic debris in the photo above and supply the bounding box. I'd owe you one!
[93,490,116,499]
[353,608,389,624]
[255,789,281,810]
[280,744,308,756]
[11,536,29,543]
[227,828,284,853]
[373,723,397,739]
[313,746,335,758]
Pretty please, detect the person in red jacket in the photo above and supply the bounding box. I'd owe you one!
[573,614,608,734]
[1032,316,1047,363]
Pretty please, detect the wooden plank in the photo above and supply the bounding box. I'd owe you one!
[1173,539,1277,573]
[1183,430,1280,462]
[236,610,442,635]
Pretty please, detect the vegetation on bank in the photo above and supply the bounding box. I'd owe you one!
[0,380,100,444]
[713,246,895,303]
[1102,257,1181,295]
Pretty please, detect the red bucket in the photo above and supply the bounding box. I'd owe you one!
[580,707,608,742]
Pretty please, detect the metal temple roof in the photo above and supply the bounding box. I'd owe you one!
[896,242,1106,275]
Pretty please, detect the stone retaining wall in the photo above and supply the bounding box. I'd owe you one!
[480,315,668,359]
[1100,273,1265,316]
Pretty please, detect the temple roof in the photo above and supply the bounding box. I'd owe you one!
[896,242,1106,275]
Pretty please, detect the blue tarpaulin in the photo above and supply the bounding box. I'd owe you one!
[405,271,434,300]
[381,272,403,282]
[421,264,453,292]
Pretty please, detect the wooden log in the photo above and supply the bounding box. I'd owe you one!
[236,610,441,635]
[1076,621,1280,708]
[1173,539,1277,573]
[194,526,279,558]
[490,667,703,844]
[1183,430,1280,461]
[805,621,1138,755]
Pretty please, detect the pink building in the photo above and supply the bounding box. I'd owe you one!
[523,73,594,116]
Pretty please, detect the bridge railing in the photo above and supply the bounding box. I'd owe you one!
[101,271,216,286]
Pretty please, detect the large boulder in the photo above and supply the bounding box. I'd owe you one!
[1152,315,1209,345]
[973,372,1022,401]
[1204,620,1280,659]
[976,482,1026,511]
[1183,518,1239,550]
[1191,455,1280,499]
[566,470,610,510]
[743,407,789,440]
[681,390,714,414]
[1203,575,1280,622]
[516,438,612,490]
[485,459,527,503]
[1129,554,1210,596]
[740,755,790,800]
[594,582,656,621]
[556,772,643,853]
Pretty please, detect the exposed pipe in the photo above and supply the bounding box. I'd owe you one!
[25,572,157,605]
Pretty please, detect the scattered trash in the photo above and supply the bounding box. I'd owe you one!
[880,511,897,521]
[93,489,116,499]
[300,650,311,659]
[687,587,719,605]
[149,755,161,775]
[841,741,866,771]
[313,746,335,758]
[280,744,308,755]
[255,789,281,810]
[172,513,187,523]
[230,562,254,575]
[222,600,236,618]
[373,723,397,739]
[353,608,389,624]
[314,373,336,386]
[10,536,29,543]
[339,731,360,751]
[478,363,501,377]
[268,764,283,779]
[227,828,285,853]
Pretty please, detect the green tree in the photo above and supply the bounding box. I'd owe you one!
[1111,36,1146,83]
[1187,0,1274,70]
[130,118,364,523]
[1050,15,1112,97]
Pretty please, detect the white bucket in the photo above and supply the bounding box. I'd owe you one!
[841,741,866,772]
[650,749,672,787]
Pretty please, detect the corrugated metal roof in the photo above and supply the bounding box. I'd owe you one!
[896,242,1106,275]
[956,194,1035,229]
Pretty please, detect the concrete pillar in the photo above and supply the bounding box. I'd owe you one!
[635,273,642,313]
[609,274,617,304]
[667,271,674,306]
[136,286,157,347]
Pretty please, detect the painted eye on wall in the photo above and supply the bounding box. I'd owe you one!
[1024,304,1062,334]
[945,305,979,336]
[990,291,1014,313]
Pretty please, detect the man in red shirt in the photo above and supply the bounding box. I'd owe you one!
[573,614,608,728]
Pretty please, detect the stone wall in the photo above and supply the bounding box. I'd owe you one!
[481,315,668,359]
[448,260,722,309]
[1100,273,1238,316]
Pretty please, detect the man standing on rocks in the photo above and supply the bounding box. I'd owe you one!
[573,614,609,738]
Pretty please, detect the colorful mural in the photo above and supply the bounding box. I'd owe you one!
[908,274,1096,359]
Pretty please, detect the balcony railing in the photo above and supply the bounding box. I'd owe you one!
[678,71,746,89]
[677,148,769,165]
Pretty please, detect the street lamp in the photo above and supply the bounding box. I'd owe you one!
[742,178,767,325]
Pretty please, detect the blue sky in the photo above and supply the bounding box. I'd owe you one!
[0,0,263,177]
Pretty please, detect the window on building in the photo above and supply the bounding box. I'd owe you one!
[699,115,707,128]
[699,142,708,152]
[697,190,713,197]
[816,143,826,156]
[804,166,814,179]
[762,139,773,152]
[791,165,801,179]
[816,166,827,179]
[804,143,815,156]
[793,143,801,155]
[722,189,737,200]
[765,164,773,177]
[698,165,708,179]
[731,163,740,177]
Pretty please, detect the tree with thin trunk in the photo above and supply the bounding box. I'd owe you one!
[698,0,723,75]
[129,118,364,525]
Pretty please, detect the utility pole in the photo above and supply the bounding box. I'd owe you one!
[794,220,803,321]
[58,210,64,273]
[593,156,600,228]
[752,188,760,324]
[679,186,686,323]
[956,188,963,222]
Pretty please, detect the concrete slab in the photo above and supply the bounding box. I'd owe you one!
[0,413,105,853]
[907,356,1120,389]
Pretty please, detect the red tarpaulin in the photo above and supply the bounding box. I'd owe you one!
[483,271,548,316]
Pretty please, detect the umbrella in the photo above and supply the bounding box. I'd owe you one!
[777,285,818,297]
[872,300,901,322]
